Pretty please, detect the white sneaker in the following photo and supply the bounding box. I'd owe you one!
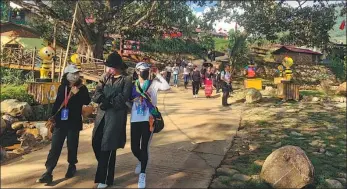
[135,162,141,175]
[138,173,146,188]
[97,183,108,188]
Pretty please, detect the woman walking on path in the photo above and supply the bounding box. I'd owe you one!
[204,67,214,98]
[36,64,91,184]
[164,63,172,84]
[221,65,232,107]
[172,64,180,87]
[92,52,133,188]
[191,65,201,98]
[183,65,190,89]
[130,62,170,188]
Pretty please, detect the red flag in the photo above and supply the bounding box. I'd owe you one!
[339,20,345,30]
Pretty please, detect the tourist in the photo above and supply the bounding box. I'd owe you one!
[36,64,91,184]
[214,66,222,93]
[204,67,214,98]
[172,63,180,87]
[92,52,133,188]
[164,63,172,84]
[183,65,190,89]
[221,65,232,107]
[191,65,201,98]
[130,62,170,188]
[244,60,257,78]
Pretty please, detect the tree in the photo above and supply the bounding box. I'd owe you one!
[228,29,249,69]
[10,0,203,59]
[202,0,345,50]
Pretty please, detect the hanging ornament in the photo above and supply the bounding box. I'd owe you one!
[339,20,345,30]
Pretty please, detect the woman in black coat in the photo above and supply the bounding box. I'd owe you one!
[92,52,133,188]
[36,64,91,184]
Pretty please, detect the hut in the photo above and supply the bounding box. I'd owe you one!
[272,45,323,65]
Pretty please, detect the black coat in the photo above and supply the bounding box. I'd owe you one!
[52,84,91,130]
[92,74,133,151]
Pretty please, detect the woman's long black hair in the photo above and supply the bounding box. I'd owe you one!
[61,73,82,86]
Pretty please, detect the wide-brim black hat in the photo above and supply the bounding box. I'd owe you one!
[104,52,128,69]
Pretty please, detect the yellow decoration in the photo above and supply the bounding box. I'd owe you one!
[282,57,294,81]
[244,78,262,90]
[277,65,284,71]
[38,46,55,79]
[70,54,81,70]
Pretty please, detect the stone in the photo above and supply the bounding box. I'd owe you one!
[319,148,326,153]
[336,178,346,184]
[312,97,320,102]
[313,136,321,140]
[327,125,339,130]
[260,145,314,189]
[11,122,25,130]
[290,131,303,137]
[254,160,265,166]
[210,176,230,188]
[19,132,37,148]
[245,88,262,103]
[24,128,40,138]
[336,82,346,95]
[325,151,334,157]
[2,114,19,125]
[338,173,347,178]
[273,142,282,148]
[249,144,260,152]
[232,174,251,182]
[1,118,6,135]
[216,167,239,176]
[260,129,271,135]
[325,179,344,188]
[0,99,33,119]
[268,134,277,138]
[251,175,261,181]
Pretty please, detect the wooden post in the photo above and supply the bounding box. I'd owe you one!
[19,48,23,66]
[58,49,63,80]
[32,47,36,79]
[61,1,79,81]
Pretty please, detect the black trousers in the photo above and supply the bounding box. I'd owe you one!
[131,121,153,173]
[192,81,200,95]
[45,127,80,174]
[166,72,171,84]
[222,82,231,106]
[92,120,116,185]
[216,81,222,93]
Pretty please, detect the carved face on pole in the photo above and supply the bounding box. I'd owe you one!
[39,46,55,60]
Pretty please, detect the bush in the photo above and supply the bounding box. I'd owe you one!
[0,85,36,105]
[0,68,34,85]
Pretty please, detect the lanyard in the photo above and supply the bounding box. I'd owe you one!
[64,86,68,108]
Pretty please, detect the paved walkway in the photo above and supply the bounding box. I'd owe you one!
[1,84,243,188]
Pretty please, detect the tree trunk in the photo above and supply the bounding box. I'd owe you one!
[93,31,105,59]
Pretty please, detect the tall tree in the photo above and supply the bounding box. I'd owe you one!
[10,0,202,59]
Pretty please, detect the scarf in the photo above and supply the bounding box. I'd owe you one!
[131,80,160,117]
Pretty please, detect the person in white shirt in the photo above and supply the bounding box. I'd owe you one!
[164,64,172,84]
[130,62,170,188]
[182,65,191,89]
[172,64,180,87]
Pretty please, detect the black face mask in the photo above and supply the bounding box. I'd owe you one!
[139,70,150,80]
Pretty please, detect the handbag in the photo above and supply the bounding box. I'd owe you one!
[45,86,73,133]
[135,81,164,133]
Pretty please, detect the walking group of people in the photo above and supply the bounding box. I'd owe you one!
[162,61,233,107]
[36,52,170,189]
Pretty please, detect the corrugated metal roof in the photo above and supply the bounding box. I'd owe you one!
[272,45,323,55]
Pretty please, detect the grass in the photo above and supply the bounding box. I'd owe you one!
[0,84,36,105]
[221,102,346,188]
[299,90,325,97]
[213,37,229,52]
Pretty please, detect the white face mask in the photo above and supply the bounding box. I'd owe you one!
[67,72,80,83]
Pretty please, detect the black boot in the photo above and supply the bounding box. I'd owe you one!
[65,164,76,178]
[36,172,53,184]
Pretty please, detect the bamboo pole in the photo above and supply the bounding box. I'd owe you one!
[52,21,57,81]
[58,49,63,80]
[60,1,79,81]
[32,47,36,80]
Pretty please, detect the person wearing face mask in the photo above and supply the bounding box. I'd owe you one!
[130,62,170,188]
[92,52,133,189]
[36,64,91,184]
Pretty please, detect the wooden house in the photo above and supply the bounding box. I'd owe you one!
[272,45,323,64]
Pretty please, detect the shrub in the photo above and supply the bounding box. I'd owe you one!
[0,85,36,105]
[0,68,34,85]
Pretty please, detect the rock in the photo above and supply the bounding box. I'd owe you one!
[327,125,339,130]
[325,151,334,157]
[260,145,314,188]
[35,134,43,141]
[312,97,320,102]
[216,167,239,176]
[273,142,282,148]
[319,148,326,153]
[249,144,260,152]
[336,82,346,95]
[1,118,6,135]
[313,136,321,140]
[338,173,347,179]
[0,99,33,119]
[11,122,25,130]
[325,179,344,188]
[245,88,262,103]
[260,129,271,135]
[336,178,346,184]
[24,128,40,138]
[232,174,251,182]
[254,160,265,166]
[2,114,19,125]
[19,133,37,147]
[251,175,261,181]
[309,140,323,147]
[268,134,277,138]
[290,131,303,137]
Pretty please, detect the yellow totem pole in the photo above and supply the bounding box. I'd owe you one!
[70,54,81,70]
[282,56,294,81]
[38,46,55,79]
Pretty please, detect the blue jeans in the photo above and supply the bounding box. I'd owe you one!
[173,74,178,85]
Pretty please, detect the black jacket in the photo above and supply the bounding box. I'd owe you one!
[52,84,91,130]
[192,70,201,82]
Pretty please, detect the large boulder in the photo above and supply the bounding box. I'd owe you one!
[1,118,6,135]
[336,82,346,96]
[260,145,314,188]
[245,88,262,103]
[1,99,33,119]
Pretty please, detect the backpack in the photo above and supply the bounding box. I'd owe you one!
[218,71,224,81]
[247,67,256,78]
